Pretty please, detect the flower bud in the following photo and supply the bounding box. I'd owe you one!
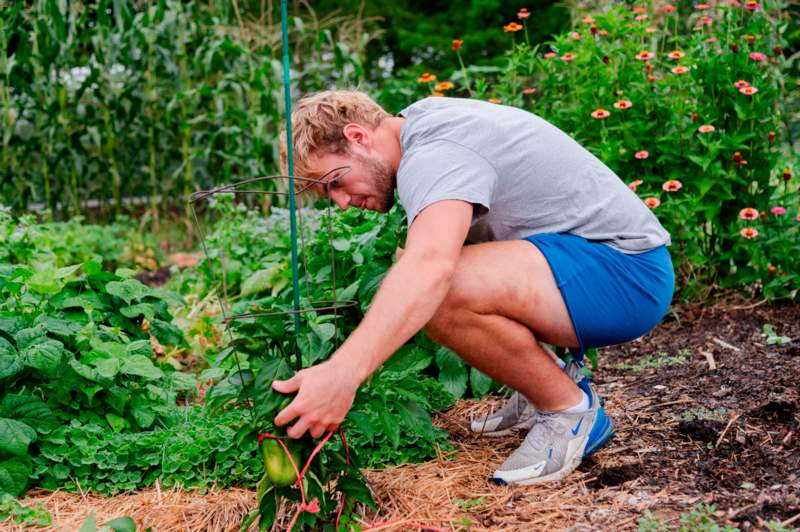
[730,42,739,52]
[602,55,610,64]
[782,169,792,181]
[591,25,598,35]
[733,152,742,164]
[691,113,700,121]
[773,45,782,56]
[768,131,775,143]
[768,265,776,277]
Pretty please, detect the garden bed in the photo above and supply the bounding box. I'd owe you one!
[12,302,799,531]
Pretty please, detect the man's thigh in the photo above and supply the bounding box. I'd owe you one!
[443,240,579,348]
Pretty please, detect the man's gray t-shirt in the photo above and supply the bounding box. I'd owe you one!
[396,97,670,254]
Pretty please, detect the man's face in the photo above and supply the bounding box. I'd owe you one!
[309,148,396,213]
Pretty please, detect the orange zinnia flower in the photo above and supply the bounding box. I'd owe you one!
[560,53,576,61]
[582,16,595,24]
[613,100,633,109]
[662,4,677,11]
[739,207,759,220]
[698,124,715,133]
[668,50,685,60]
[749,52,766,61]
[636,51,655,60]
[671,66,690,74]
[417,72,436,83]
[544,52,557,59]
[435,81,454,91]
[739,86,758,95]
[694,3,711,9]
[739,227,759,239]
[632,6,647,13]
[734,80,750,88]
[591,109,611,119]
[635,150,649,159]
[628,179,644,191]
[522,87,537,95]
[635,14,649,21]
[644,197,661,208]
[504,22,523,32]
[452,39,463,51]
[518,8,531,19]
[662,179,682,192]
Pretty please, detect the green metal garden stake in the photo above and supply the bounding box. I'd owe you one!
[281,0,304,371]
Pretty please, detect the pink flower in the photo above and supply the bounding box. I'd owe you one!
[560,53,576,62]
[770,206,787,215]
[739,207,759,220]
[698,124,716,133]
[591,109,611,119]
[544,52,557,59]
[739,86,759,96]
[744,0,761,10]
[749,52,767,61]
[644,197,661,208]
[635,150,649,159]
[668,50,685,60]
[628,179,644,191]
[636,51,655,60]
[740,227,759,239]
[613,99,633,109]
[662,179,682,192]
[671,66,690,74]
[733,80,750,88]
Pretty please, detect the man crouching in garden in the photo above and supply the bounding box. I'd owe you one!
[272,91,674,485]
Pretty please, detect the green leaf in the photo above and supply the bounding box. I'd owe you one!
[0,418,37,456]
[435,346,467,399]
[120,355,164,380]
[126,340,152,358]
[105,279,153,305]
[35,315,82,338]
[27,268,62,294]
[93,357,122,379]
[0,394,58,433]
[309,322,336,343]
[257,490,278,531]
[105,413,129,432]
[120,303,155,320]
[241,267,279,298]
[253,358,293,420]
[78,511,98,532]
[0,337,23,380]
[378,409,400,449]
[150,320,186,347]
[103,515,136,532]
[395,400,434,438]
[469,367,493,397]
[103,516,136,532]
[384,345,432,374]
[54,264,81,279]
[0,455,32,496]
[69,358,102,382]
[23,339,64,376]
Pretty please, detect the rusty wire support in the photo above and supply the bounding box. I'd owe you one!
[189,171,357,422]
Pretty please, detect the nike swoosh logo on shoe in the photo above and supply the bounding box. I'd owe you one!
[571,416,584,436]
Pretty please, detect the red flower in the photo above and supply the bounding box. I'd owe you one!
[452,39,463,51]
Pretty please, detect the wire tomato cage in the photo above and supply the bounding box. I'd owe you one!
[188,168,358,420]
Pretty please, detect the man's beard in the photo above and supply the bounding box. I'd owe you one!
[352,151,396,212]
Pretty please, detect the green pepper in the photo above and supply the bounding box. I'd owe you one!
[261,439,302,487]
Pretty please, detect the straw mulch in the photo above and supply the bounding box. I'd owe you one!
[10,383,686,532]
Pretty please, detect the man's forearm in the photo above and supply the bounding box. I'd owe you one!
[330,252,456,383]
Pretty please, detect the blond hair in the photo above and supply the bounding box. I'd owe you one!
[279,91,390,188]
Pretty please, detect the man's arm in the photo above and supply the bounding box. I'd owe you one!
[273,199,473,438]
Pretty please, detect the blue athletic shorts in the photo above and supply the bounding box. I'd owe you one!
[523,233,674,358]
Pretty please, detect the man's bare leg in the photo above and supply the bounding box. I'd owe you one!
[423,240,583,412]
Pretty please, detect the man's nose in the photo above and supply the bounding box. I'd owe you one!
[330,190,349,211]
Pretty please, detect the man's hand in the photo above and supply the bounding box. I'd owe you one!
[272,359,360,439]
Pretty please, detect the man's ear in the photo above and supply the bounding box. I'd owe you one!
[342,123,369,147]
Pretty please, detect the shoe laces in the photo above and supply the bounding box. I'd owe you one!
[525,412,567,451]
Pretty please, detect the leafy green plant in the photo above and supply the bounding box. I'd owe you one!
[0,493,52,528]
[614,349,692,371]
[762,323,791,345]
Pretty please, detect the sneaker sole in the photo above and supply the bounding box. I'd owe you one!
[470,419,534,438]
